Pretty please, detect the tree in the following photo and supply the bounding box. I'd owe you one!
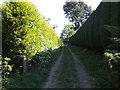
[43,16,51,23]
[63,0,92,30]
[53,24,58,29]
[60,24,76,41]
[2,1,61,73]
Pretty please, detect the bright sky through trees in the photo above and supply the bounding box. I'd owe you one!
[0,0,102,36]
[29,0,102,36]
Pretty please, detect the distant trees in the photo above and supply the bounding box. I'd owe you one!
[63,0,92,30]
[2,1,61,73]
[60,24,76,41]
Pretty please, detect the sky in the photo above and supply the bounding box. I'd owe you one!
[0,0,102,36]
[29,0,102,36]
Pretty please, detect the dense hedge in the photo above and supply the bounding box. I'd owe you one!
[2,1,61,72]
[69,2,119,52]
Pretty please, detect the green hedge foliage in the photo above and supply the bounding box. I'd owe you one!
[69,2,119,52]
[2,1,61,72]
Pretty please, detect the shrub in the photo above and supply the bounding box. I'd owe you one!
[2,1,61,73]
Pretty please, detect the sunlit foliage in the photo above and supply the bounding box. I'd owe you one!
[2,1,61,73]
[60,24,76,41]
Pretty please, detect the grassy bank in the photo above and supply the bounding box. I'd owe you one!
[3,47,62,88]
[70,45,115,88]
[57,46,80,88]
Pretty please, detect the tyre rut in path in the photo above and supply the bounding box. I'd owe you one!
[67,47,94,88]
[43,47,94,88]
[43,47,63,88]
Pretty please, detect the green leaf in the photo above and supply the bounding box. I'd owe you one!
[4,58,11,61]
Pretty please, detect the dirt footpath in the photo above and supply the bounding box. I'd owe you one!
[43,46,94,88]
[67,47,94,88]
[43,47,63,88]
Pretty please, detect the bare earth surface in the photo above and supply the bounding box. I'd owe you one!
[43,46,94,88]
[67,47,94,88]
[43,48,63,88]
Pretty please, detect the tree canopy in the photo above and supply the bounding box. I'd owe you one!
[2,1,61,72]
[63,0,92,30]
[60,24,76,41]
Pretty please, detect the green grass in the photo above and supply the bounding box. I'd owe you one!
[57,46,80,88]
[3,69,46,88]
[70,45,115,88]
[3,47,62,88]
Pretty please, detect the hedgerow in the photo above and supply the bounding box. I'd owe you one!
[2,1,61,74]
[69,2,119,52]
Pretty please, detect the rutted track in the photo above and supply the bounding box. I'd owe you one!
[43,47,63,88]
[43,46,94,88]
[67,47,94,88]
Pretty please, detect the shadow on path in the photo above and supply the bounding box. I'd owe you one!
[67,47,94,88]
[43,46,94,88]
[43,47,63,88]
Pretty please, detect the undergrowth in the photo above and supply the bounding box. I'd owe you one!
[3,47,62,88]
